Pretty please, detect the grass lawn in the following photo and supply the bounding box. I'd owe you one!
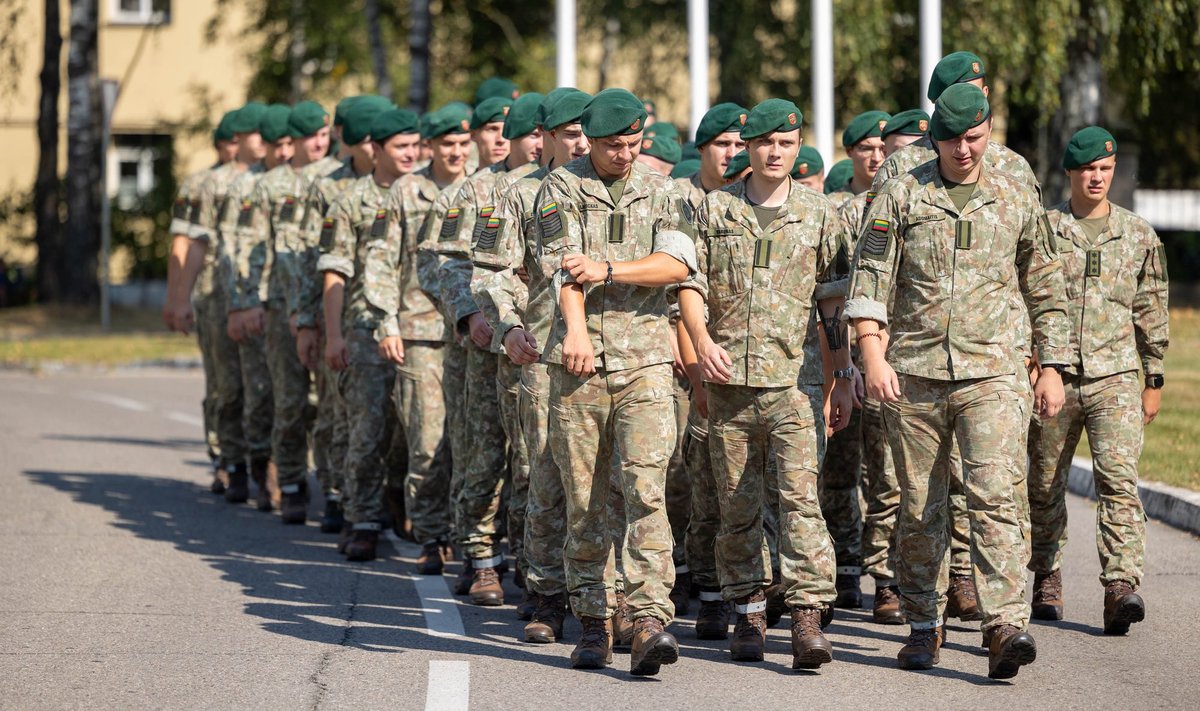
[0,304,199,368]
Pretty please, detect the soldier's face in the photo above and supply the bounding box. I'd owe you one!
[850,137,885,182]
[796,174,824,192]
[700,132,746,182]
[236,131,266,161]
[268,137,294,166]
[934,119,991,182]
[591,132,642,180]
[884,133,921,157]
[378,132,422,176]
[216,139,238,164]
[748,131,801,181]
[433,133,472,174]
[1068,155,1116,204]
[510,128,543,165]
[474,121,510,164]
[298,126,331,163]
[550,123,589,162]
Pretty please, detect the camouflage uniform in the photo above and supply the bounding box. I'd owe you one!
[872,136,1039,195]
[1027,202,1169,588]
[687,178,847,608]
[535,159,694,623]
[844,159,1070,633]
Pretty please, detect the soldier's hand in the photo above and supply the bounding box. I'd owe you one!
[503,327,541,365]
[697,338,733,384]
[563,330,596,377]
[168,299,194,336]
[161,301,175,331]
[1034,367,1065,419]
[466,313,494,349]
[226,311,245,343]
[325,334,349,371]
[864,359,900,402]
[243,306,266,338]
[296,327,319,371]
[562,254,608,285]
[516,264,530,284]
[692,381,709,419]
[379,336,406,365]
[1142,387,1161,425]
[826,379,856,435]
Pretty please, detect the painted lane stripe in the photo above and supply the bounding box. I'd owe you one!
[384,530,465,638]
[424,660,470,711]
[79,391,151,412]
[166,411,204,427]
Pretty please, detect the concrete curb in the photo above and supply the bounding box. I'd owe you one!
[0,357,202,373]
[1069,456,1200,537]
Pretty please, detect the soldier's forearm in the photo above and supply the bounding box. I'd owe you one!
[178,239,208,301]
[322,273,346,341]
[559,283,587,335]
[609,253,691,287]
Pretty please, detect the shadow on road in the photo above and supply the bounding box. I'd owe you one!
[44,434,210,452]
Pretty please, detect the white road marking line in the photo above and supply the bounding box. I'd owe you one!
[167,411,204,427]
[385,530,465,638]
[78,392,151,412]
[424,660,470,711]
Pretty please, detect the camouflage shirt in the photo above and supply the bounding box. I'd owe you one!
[1046,200,1169,377]
[171,165,219,297]
[534,158,696,371]
[873,135,1040,196]
[844,160,1070,380]
[675,172,707,215]
[687,178,850,388]
[825,187,859,210]
[837,190,875,234]
[292,159,363,328]
[315,174,395,336]
[190,161,260,299]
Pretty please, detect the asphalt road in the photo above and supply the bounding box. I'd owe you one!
[1,369,1198,710]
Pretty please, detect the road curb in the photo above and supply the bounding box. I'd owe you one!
[0,357,202,373]
[1070,456,1200,537]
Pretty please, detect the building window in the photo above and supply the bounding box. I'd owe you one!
[109,0,170,26]
[108,134,172,211]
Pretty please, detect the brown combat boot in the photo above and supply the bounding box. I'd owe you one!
[468,564,504,606]
[250,457,273,512]
[1103,581,1145,635]
[279,482,308,525]
[790,607,833,669]
[1031,569,1064,621]
[897,626,942,670]
[630,617,679,676]
[695,590,731,640]
[873,583,905,624]
[946,574,982,621]
[344,525,380,562]
[987,624,1037,679]
[416,541,447,576]
[834,567,863,609]
[670,568,691,616]
[524,592,567,644]
[764,571,787,628]
[224,462,249,504]
[730,589,768,661]
[570,616,612,669]
[612,590,634,649]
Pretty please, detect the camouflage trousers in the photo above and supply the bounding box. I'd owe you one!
[1028,370,1146,587]
[885,372,1031,633]
[267,304,315,488]
[396,340,451,545]
[549,363,676,624]
[819,406,864,576]
[861,398,899,582]
[709,383,834,608]
[208,290,248,467]
[458,344,509,562]
[312,331,348,498]
[192,290,221,461]
[520,362,567,595]
[683,403,718,590]
[666,378,692,570]
[336,328,401,526]
[498,355,529,576]
[442,342,469,541]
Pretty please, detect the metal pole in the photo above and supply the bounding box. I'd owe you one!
[556,0,576,88]
[100,78,118,332]
[919,0,942,111]
[687,0,709,140]
[811,0,834,170]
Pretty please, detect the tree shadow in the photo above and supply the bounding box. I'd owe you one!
[44,434,208,452]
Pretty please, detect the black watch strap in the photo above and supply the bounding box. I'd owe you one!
[1145,374,1164,389]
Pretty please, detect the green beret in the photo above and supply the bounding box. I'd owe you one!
[740,98,802,140]
[681,141,701,162]
[643,98,658,116]
[537,87,577,126]
[927,51,986,102]
[334,96,359,127]
[288,100,330,138]
[791,146,825,179]
[695,102,748,147]
[642,132,681,164]
[503,92,544,139]
[212,110,238,143]
[475,77,519,104]
[259,103,293,143]
[581,89,647,138]
[929,83,990,141]
[229,101,267,133]
[421,104,472,140]
[342,97,390,146]
[670,158,701,179]
[842,110,891,148]
[1063,125,1117,169]
[471,97,512,129]
[824,159,853,194]
[882,109,930,138]
[370,109,421,144]
[645,122,680,141]
[542,89,591,131]
[722,150,750,179]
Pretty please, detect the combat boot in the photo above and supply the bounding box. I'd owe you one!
[224,462,249,504]
[344,523,381,562]
[612,590,634,649]
[630,617,679,676]
[209,458,226,495]
[670,567,691,616]
[336,522,353,554]
[1103,580,1145,635]
[250,457,273,512]
[872,583,905,625]
[516,589,537,621]
[279,482,308,525]
[790,607,834,670]
[695,589,731,640]
[320,496,344,534]
[1031,569,1064,621]
[987,624,1037,679]
[764,571,787,627]
[834,567,863,609]
[453,564,473,596]
[945,574,982,621]
[570,616,612,669]
[897,626,942,670]
[524,592,567,644]
[385,483,411,541]
[416,541,447,576]
[730,589,768,662]
[468,562,504,606]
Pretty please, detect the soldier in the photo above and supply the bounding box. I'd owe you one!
[635,132,681,177]
[844,84,1070,679]
[475,76,520,104]
[723,150,750,182]
[1027,127,1169,634]
[317,108,422,561]
[823,159,852,197]
[469,96,513,174]
[670,159,700,179]
[164,109,238,493]
[536,88,693,676]
[882,109,930,158]
[827,110,890,210]
[791,146,824,193]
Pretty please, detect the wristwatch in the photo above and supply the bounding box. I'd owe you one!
[833,367,855,381]
[1145,374,1164,389]
[1043,364,1068,376]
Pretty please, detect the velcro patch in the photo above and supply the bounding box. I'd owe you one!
[188,199,202,225]
[1086,249,1101,277]
[608,213,626,243]
[237,200,254,227]
[476,216,504,252]
[173,197,189,219]
[540,202,563,243]
[955,220,972,250]
[753,238,772,268]
[319,217,336,249]
[713,227,742,237]
[471,206,495,243]
[370,208,388,237]
[864,191,876,206]
[279,195,296,223]
[440,208,461,241]
[861,219,890,258]
[910,213,945,225]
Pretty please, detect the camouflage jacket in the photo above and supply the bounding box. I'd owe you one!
[687,178,850,388]
[825,187,858,210]
[844,160,1070,380]
[190,161,260,299]
[292,159,362,328]
[1046,200,1169,377]
[873,135,1039,196]
[315,174,395,336]
[171,165,219,297]
[533,158,696,372]
[837,190,874,234]
[675,172,706,214]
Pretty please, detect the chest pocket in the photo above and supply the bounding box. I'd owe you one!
[707,227,748,295]
[769,229,819,297]
[899,211,949,282]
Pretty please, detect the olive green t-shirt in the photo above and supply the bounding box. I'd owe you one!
[1076,214,1109,243]
[602,178,626,205]
[943,179,978,213]
[751,204,782,230]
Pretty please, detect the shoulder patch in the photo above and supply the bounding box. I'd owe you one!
[188,199,202,225]
[864,191,876,206]
[476,216,504,252]
[540,201,564,243]
[279,195,296,223]
[472,206,495,242]
[173,197,189,220]
[440,208,461,241]
[370,208,388,237]
[862,218,890,259]
[319,217,336,249]
[237,199,254,227]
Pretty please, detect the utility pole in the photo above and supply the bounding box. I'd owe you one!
[99,79,118,331]
[687,0,709,139]
[811,0,834,169]
[556,0,576,88]
[920,0,942,112]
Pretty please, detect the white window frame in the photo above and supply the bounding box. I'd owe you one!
[109,144,159,209]
[108,0,168,26]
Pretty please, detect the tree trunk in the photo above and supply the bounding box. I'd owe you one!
[365,0,392,101]
[34,0,63,303]
[1044,7,1104,203]
[408,0,430,112]
[288,0,305,103]
[64,0,101,305]
[597,16,619,89]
